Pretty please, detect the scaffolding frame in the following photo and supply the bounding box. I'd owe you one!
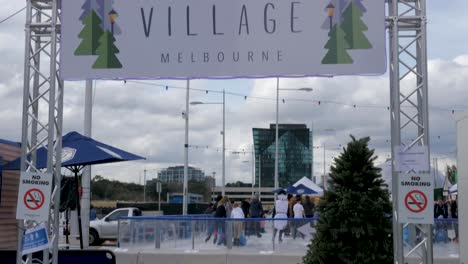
[387,0,432,263]
[17,0,431,263]
[17,0,63,264]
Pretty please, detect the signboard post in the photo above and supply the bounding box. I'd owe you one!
[61,0,386,80]
[16,172,53,222]
[396,146,433,224]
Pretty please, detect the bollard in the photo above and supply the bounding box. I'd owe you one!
[191,220,195,251]
[130,220,135,245]
[117,220,120,248]
[226,220,233,249]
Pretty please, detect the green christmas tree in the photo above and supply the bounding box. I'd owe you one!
[92,31,122,69]
[341,1,372,49]
[74,10,103,56]
[321,24,353,64]
[303,136,393,264]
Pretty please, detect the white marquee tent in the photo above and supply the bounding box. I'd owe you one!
[292,177,324,196]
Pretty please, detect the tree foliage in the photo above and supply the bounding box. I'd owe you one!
[91,175,144,201]
[446,164,457,185]
[226,181,252,187]
[303,136,393,264]
[91,176,212,202]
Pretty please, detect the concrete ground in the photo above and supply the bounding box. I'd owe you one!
[109,249,460,264]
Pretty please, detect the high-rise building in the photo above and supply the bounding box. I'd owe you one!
[253,124,312,188]
[157,166,206,184]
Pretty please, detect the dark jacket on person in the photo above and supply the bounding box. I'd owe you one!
[434,203,448,218]
[249,199,263,218]
[241,200,250,217]
[450,201,458,219]
[215,204,227,218]
[303,199,315,217]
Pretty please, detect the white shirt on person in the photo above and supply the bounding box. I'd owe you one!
[293,203,304,218]
[231,207,245,219]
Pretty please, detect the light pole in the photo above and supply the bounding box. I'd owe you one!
[143,169,147,202]
[191,89,226,195]
[275,77,313,197]
[183,80,190,215]
[323,143,326,189]
[258,155,262,200]
[310,123,314,182]
[310,128,335,189]
[322,141,340,190]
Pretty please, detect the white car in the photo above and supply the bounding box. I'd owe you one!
[89,207,141,245]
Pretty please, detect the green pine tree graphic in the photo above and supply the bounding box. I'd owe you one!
[322,24,353,64]
[92,31,122,69]
[341,1,372,49]
[74,10,103,55]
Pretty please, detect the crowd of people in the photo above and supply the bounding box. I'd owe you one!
[433,196,458,243]
[203,191,317,246]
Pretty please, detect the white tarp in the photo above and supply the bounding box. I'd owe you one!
[61,0,386,80]
[449,184,457,194]
[293,177,324,196]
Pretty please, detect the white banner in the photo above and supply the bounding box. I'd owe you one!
[395,146,430,174]
[61,0,386,80]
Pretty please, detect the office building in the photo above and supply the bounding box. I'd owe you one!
[157,166,206,184]
[253,124,312,188]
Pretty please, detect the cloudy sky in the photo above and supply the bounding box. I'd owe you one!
[0,0,466,187]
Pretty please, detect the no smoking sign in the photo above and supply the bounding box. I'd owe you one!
[17,172,52,222]
[398,172,433,224]
[23,188,45,211]
[404,190,427,213]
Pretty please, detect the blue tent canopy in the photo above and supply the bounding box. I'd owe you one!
[273,185,296,194]
[290,184,318,195]
[4,131,144,170]
[3,131,145,250]
[273,183,317,195]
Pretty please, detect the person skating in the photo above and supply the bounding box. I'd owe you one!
[209,195,223,244]
[215,196,228,245]
[293,195,305,239]
[249,195,264,238]
[450,197,458,242]
[204,202,217,242]
[231,201,245,246]
[272,190,289,243]
[241,199,250,235]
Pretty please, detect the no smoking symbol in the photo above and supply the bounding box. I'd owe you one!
[405,190,427,213]
[23,188,45,211]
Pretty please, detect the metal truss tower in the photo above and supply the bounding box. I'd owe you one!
[17,0,64,264]
[15,0,432,263]
[388,0,432,263]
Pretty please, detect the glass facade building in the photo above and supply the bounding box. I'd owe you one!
[253,124,312,188]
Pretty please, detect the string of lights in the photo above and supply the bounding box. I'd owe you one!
[187,134,455,154]
[0,7,26,25]
[124,80,463,115]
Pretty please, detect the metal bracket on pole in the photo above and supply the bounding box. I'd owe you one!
[387,0,432,263]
